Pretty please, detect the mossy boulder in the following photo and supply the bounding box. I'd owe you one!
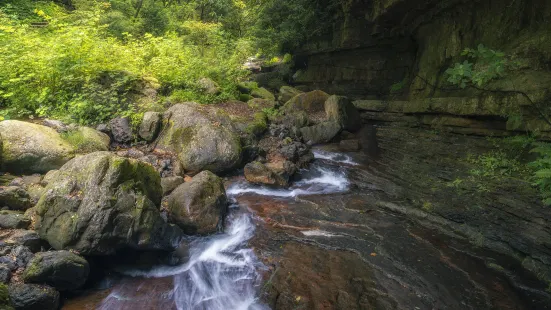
[61,127,110,153]
[300,121,342,144]
[237,81,258,94]
[251,87,276,101]
[23,251,89,291]
[283,90,330,113]
[0,186,32,211]
[8,283,59,310]
[246,113,269,137]
[197,77,220,95]
[0,283,13,310]
[157,103,242,174]
[0,211,30,229]
[324,95,362,132]
[278,86,303,104]
[166,171,228,235]
[33,152,183,255]
[0,120,74,174]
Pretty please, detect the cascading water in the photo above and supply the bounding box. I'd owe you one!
[97,148,357,310]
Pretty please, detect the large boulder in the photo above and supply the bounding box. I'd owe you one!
[283,90,330,114]
[0,120,73,174]
[139,112,162,142]
[278,86,303,104]
[0,187,31,211]
[32,152,182,255]
[60,127,110,153]
[324,95,362,132]
[166,171,228,235]
[157,103,242,174]
[23,251,89,291]
[8,283,59,310]
[300,121,342,144]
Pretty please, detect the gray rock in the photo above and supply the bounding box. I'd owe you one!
[339,139,361,151]
[0,120,74,174]
[157,103,242,174]
[109,117,133,144]
[3,230,43,253]
[42,119,67,132]
[139,112,162,142]
[324,95,362,132]
[0,257,15,271]
[161,176,185,196]
[244,161,291,187]
[33,152,182,255]
[300,121,342,144]
[8,283,59,310]
[0,211,30,229]
[12,245,33,269]
[167,171,228,235]
[0,187,31,211]
[0,264,10,283]
[96,123,111,135]
[197,77,220,95]
[23,251,89,291]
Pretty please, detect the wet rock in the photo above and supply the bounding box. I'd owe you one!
[197,77,220,95]
[167,171,228,235]
[12,245,33,269]
[156,103,242,174]
[0,187,31,211]
[161,176,185,196]
[300,121,341,144]
[0,211,30,229]
[109,117,133,144]
[279,141,314,167]
[278,86,303,104]
[8,283,59,310]
[324,95,362,132]
[244,161,291,187]
[0,264,10,283]
[33,152,182,255]
[3,230,43,253]
[339,139,361,151]
[23,250,89,291]
[251,87,276,101]
[139,112,162,142]
[0,120,74,174]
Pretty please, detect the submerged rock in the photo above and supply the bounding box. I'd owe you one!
[0,120,74,174]
[33,152,182,255]
[23,250,89,291]
[8,283,59,310]
[157,103,242,174]
[0,186,32,211]
[167,171,228,235]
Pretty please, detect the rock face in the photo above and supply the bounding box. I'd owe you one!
[300,121,341,144]
[33,152,182,255]
[157,103,242,174]
[0,120,74,174]
[23,251,89,291]
[139,112,162,142]
[109,117,133,144]
[166,171,228,235]
[8,283,59,310]
[324,95,362,132]
[0,187,31,211]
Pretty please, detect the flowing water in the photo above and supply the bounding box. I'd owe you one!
[78,148,358,310]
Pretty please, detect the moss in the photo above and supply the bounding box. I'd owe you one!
[251,87,276,101]
[0,283,12,310]
[239,94,254,102]
[245,112,268,136]
[61,128,107,154]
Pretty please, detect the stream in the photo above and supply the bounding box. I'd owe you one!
[63,145,550,310]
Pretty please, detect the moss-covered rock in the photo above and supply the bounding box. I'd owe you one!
[0,283,13,310]
[33,152,182,255]
[23,250,89,291]
[300,121,341,144]
[166,171,228,235]
[278,86,303,104]
[0,210,30,229]
[0,186,32,211]
[251,87,276,101]
[324,95,362,132]
[0,120,74,174]
[8,283,58,310]
[157,103,242,174]
[61,127,110,154]
[245,112,269,137]
[197,77,220,95]
[283,90,330,113]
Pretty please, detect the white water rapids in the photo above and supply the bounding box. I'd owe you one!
[98,148,357,310]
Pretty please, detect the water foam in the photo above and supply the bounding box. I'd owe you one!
[313,149,358,165]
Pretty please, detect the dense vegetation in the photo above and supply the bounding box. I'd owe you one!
[0,0,330,124]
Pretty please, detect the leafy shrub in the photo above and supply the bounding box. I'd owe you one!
[529,143,551,205]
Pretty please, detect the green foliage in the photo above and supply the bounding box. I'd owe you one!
[529,143,551,205]
[467,151,524,179]
[389,79,407,94]
[446,44,510,88]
